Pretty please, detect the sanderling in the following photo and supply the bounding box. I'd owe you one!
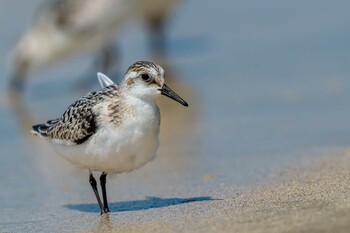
[10,0,178,91]
[31,61,188,214]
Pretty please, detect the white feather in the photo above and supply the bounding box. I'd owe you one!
[97,72,115,88]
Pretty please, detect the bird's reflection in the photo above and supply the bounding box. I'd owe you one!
[78,214,113,233]
[94,214,113,233]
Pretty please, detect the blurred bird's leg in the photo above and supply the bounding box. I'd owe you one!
[99,44,119,72]
[9,57,30,94]
[148,15,167,57]
[9,72,26,95]
[75,44,119,90]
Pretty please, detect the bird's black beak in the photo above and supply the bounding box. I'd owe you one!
[159,84,188,107]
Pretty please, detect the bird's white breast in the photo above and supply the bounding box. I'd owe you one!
[53,98,160,173]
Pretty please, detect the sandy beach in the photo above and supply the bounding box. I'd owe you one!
[95,151,350,233]
[3,148,349,233]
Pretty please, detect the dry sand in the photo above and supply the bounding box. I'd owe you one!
[84,151,350,233]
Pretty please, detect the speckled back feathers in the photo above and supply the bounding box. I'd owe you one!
[32,84,122,145]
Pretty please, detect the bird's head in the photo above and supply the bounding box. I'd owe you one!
[122,61,188,106]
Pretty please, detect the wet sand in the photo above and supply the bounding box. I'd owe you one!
[87,150,350,233]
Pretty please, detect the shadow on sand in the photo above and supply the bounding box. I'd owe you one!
[65,196,214,213]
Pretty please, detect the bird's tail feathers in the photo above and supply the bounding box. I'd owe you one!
[31,124,49,137]
[31,119,58,137]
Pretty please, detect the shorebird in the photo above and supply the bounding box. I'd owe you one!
[31,61,188,214]
[10,0,178,91]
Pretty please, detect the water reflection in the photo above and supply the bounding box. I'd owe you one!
[89,214,113,233]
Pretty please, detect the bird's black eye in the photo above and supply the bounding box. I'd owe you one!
[141,74,151,82]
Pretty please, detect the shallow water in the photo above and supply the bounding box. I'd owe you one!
[1,0,350,232]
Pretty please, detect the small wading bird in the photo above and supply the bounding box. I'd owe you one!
[31,61,188,214]
[10,0,178,91]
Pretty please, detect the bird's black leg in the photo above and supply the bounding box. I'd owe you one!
[100,172,110,213]
[89,172,104,214]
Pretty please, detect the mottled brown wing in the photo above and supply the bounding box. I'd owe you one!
[31,85,120,145]
[47,104,96,145]
[32,92,98,145]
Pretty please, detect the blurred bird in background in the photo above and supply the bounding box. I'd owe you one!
[9,0,179,92]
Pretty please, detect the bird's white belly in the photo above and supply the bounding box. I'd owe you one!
[53,122,160,174]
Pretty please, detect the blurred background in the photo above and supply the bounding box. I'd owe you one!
[1,0,350,231]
